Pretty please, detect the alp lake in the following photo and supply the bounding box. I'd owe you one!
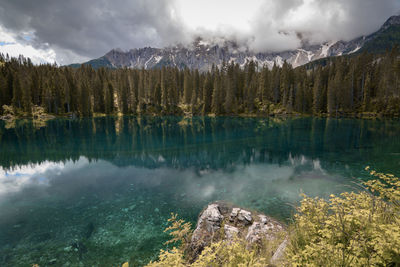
[0,116,399,266]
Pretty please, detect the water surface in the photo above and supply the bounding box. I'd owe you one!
[0,116,399,266]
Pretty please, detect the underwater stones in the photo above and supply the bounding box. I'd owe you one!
[188,201,287,263]
[122,204,136,212]
[85,222,95,239]
[63,246,73,252]
[71,241,87,259]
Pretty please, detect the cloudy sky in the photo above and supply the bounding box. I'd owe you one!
[0,0,399,65]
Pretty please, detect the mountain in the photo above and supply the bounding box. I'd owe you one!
[70,15,400,71]
[358,15,400,54]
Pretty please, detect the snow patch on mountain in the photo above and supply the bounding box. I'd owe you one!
[320,42,335,57]
[75,15,400,71]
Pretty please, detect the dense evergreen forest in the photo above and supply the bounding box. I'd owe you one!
[0,47,399,118]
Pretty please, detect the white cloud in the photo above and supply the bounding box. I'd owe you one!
[0,25,56,64]
[0,0,399,63]
[246,0,400,52]
[176,0,263,32]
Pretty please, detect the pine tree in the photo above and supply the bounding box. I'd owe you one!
[202,73,212,115]
[161,67,168,110]
[224,63,236,114]
[22,76,32,114]
[168,68,179,109]
[120,72,129,114]
[138,69,145,113]
[313,70,324,114]
[93,70,105,113]
[280,61,293,109]
[327,77,335,115]
[362,73,371,112]
[247,76,257,113]
[105,81,114,114]
[12,74,22,110]
[79,79,92,117]
[271,64,280,103]
[128,72,137,113]
[183,69,192,104]
[0,73,5,111]
[30,69,40,106]
[259,66,271,104]
[211,70,221,115]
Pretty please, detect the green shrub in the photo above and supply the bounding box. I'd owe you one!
[287,167,400,266]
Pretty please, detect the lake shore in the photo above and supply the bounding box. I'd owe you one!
[1,109,397,122]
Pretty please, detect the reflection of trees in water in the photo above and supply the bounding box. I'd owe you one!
[0,117,400,172]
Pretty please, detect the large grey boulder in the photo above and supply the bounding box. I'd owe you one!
[189,201,287,265]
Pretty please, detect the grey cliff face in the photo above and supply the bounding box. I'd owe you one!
[103,39,362,71]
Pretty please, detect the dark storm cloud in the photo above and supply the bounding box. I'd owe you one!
[247,0,400,52]
[0,0,187,64]
[0,0,399,63]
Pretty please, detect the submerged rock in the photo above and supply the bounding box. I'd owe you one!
[71,241,87,260]
[63,246,73,252]
[84,222,95,239]
[189,201,287,265]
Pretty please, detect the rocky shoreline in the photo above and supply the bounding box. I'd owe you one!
[187,201,288,265]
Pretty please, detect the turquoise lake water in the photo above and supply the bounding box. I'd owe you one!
[0,116,400,266]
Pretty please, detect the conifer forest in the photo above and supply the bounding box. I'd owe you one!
[1,48,400,118]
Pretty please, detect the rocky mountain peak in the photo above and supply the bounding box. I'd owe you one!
[382,15,400,29]
[71,14,400,70]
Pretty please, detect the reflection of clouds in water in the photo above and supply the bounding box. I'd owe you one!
[0,154,345,208]
[0,157,89,196]
[181,162,338,205]
[201,185,216,198]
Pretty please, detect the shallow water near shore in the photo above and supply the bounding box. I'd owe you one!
[0,116,399,266]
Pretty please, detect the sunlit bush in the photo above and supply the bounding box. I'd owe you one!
[287,167,400,266]
[146,239,271,267]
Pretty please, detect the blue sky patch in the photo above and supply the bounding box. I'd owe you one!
[0,41,15,46]
[23,35,32,41]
